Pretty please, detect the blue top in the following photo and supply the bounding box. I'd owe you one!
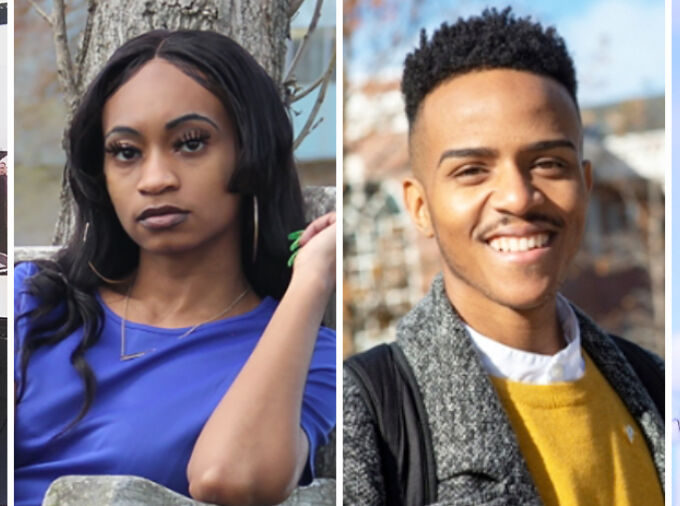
[14,262,336,506]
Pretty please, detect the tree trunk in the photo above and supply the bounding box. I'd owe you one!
[78,0,290,96]
[54,0,292,243]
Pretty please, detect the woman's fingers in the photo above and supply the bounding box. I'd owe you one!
[299,212,336,247]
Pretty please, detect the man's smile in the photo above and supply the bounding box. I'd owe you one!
[487,232,551,253]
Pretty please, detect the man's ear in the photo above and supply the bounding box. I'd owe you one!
[403,176,434,238]
[582,159,593,192]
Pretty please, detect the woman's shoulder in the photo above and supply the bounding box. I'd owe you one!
[15,261,40,286]
[14,262,42,305]
[14,261,65,320]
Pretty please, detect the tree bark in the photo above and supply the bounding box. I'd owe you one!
[77,0,290,97]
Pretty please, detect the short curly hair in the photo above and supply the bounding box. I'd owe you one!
[402,7,577,127]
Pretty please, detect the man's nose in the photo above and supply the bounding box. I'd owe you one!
[490,163,543,216]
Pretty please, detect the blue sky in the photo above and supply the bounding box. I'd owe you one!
[347,0,664,107]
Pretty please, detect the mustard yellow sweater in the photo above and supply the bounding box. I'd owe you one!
[491,353,663,506]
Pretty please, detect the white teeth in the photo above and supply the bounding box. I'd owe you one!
[488,233,549,253]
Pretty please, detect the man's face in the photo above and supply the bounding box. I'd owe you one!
[404,69,592,313]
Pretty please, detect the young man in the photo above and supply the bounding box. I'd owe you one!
[343,9,664,506]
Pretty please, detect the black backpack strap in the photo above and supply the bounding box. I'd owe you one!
[345,343,437,505]
[610,335,664,418]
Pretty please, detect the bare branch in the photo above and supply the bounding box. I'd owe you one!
[292,68,327,103]
[52,0,79,111]
[27,0,53,26]
[289,0,305,18]
[74,0,98,90]
[293,49,335,150]
[283,0,322,84]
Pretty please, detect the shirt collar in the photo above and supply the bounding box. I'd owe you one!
[465,294,584,384]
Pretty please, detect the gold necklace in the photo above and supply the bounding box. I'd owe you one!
[120,284,250,361]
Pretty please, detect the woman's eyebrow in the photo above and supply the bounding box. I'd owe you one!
[165,113,220,131]
[104,126,140,139]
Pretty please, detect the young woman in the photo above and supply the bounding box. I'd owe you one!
[15,30,336,506]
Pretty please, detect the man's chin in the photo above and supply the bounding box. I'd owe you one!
[484,287,558,313]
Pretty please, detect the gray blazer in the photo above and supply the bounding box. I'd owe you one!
[343,275,664,505]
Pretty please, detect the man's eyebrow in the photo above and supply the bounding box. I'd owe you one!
[436,140,577,167]
[524,139,576,152]
[437,147,497,167]
[165,113,219,131]
[104,126,140,140]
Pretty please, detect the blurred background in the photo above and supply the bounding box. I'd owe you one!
[343,0,665,359]
[15,0,336,246]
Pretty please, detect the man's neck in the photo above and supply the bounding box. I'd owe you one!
[442,273,565,355]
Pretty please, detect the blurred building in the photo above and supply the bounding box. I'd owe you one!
[343,79,664,357]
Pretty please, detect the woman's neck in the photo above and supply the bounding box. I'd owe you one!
[101,243,260,328]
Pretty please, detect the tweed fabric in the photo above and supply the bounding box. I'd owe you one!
[343,274,664,505]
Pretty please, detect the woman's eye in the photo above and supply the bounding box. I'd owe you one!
[174,132,210,153]
[182,139,204,152]
[105,144,140,162]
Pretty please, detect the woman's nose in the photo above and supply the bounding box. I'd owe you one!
[136,150,180,195]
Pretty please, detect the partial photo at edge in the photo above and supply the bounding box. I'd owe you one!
[0,2,6,505]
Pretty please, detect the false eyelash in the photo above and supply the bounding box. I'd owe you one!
[173,129,211,149]
[104,140,134,155]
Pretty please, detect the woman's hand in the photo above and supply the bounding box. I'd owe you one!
[291,212,336,294]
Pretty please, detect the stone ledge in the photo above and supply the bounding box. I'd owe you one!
[43,475,336,506]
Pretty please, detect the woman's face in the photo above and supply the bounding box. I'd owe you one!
[102,58,240,256]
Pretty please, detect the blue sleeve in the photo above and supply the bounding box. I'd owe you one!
[299,325,336,484]
[14,262,40,384]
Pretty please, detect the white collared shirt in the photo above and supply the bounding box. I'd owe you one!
[465,294,585,384]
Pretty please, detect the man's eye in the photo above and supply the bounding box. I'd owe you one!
[452,166,487,182]
[533,159,566,170]
[458,167,485,176]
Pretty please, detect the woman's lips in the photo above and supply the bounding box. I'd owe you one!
[137,206,189,230]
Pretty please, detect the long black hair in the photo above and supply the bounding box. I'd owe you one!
[17,30,306,428]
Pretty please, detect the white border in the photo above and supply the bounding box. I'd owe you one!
[335,0,343,504]
[666,0,672,504]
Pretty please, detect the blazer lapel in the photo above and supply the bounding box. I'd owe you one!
[397,275,539,501]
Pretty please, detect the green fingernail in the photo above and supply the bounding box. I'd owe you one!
[287,250,300,268]
[289,237,301,251]
[288,230,303,240]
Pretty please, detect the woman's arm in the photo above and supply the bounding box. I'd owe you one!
[187,213,336,505]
